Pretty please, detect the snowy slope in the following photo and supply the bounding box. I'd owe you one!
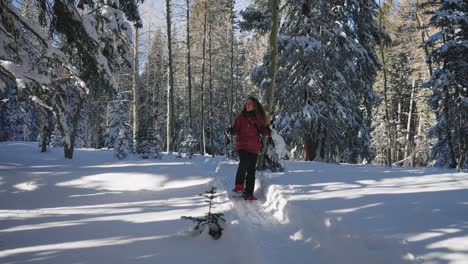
[1,142,468,264]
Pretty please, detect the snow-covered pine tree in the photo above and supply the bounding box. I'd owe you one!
[0,0,143,158]
[263,129,289,172]
[139,28,167,149]
[244,0,380,163]
[106,92,132,159]
[425,0,467,169]
[50,127,63,147]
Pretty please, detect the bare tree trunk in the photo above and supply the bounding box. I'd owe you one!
[61,99,83,159]
[133,26,140,150]
[414,111,424,166]
[166,0,175,153]
[199,1,208,155]
[186,0,193,133]
[146,29,152,136]
[41,124,48,152]
[404,79,415,166]
[153,60,158,132]
[257,0,279,170]
[39,110,52,153]
[157,40,165,138]
[208,21,214,157]
[379,0,392,167]
[304,133,318,161]
[229,0,235,126]
[396,99,402,162]
[457,103,465,170]
[440,25,457,168]
[415,1,433,76]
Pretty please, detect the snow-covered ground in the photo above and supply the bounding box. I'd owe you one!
[1,142,467,264]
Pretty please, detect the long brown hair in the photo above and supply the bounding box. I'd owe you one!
[242,96,268,127]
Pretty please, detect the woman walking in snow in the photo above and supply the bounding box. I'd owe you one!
[227,96,270,200]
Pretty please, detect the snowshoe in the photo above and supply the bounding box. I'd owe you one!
[232,184,245,193]
[243,194,257,201]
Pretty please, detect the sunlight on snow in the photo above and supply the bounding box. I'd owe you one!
[56,173,210,191]
[422,235,468,263]
[163,178,211,189]
[327,203,383,214]
[0,197,204,220]
[406,228,461,242]
[13,181,40,191]
[56,173,167,191]
[0,235,173,258]
[69,192,123,197]
[81,162,187,168]
[0,196,206,233]
[289,229,304,241]
[286,173,468,201]
[0,162,20,169]
[28,165,66,168]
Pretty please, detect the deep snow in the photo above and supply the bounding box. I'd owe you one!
[1,142,467,264]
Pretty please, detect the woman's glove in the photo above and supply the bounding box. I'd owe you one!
[226,127,234,135]
[225,128,234,144]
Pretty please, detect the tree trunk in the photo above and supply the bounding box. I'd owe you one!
[39,111,52,153]
[396,99,402,162]
[404,79,415,166]
[186,0,193,133]
[229,0,235,126]
[257,0,279,170]
[146,29,152,137]
[304,133,318,161]
[199,1,208,155]
[443,72,457,168]
[63,99,83,159]
[208,20,214,157]
[153,59,159,133]
[41,124,48,152]
[379,0,392,167]
[415,1,433,76]
[133,25,140,149]
[166,0,175,153]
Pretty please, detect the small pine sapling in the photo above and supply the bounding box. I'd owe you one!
[181,186,225,240]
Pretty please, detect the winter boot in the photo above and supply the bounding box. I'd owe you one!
[243,194,257,201]
[232,184,245,193]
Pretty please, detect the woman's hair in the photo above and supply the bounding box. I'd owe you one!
[242,96,269,127]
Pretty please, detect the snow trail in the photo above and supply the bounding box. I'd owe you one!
[212,160,320,264]
[211,159,421,264]
[2,143,467,263]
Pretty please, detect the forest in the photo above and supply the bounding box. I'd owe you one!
[0,0,466,169]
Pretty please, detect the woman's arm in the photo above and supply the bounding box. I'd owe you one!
[262,125,271,137]
[229,115,242,135]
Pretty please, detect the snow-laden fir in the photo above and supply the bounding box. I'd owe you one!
[1,142,467,263]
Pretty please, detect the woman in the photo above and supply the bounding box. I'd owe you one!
[228,97,270,200]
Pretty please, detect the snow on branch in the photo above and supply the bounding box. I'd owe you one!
[2,2,49,47]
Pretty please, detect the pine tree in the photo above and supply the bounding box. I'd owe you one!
[244,1,381,164]
[425,0,467,169]
[0,0,143,158]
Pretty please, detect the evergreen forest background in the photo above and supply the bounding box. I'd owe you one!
[0,0,466,169]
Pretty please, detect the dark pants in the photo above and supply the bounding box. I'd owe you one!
[235,150,258,196]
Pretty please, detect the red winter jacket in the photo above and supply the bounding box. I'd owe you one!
[231,112,270,154]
